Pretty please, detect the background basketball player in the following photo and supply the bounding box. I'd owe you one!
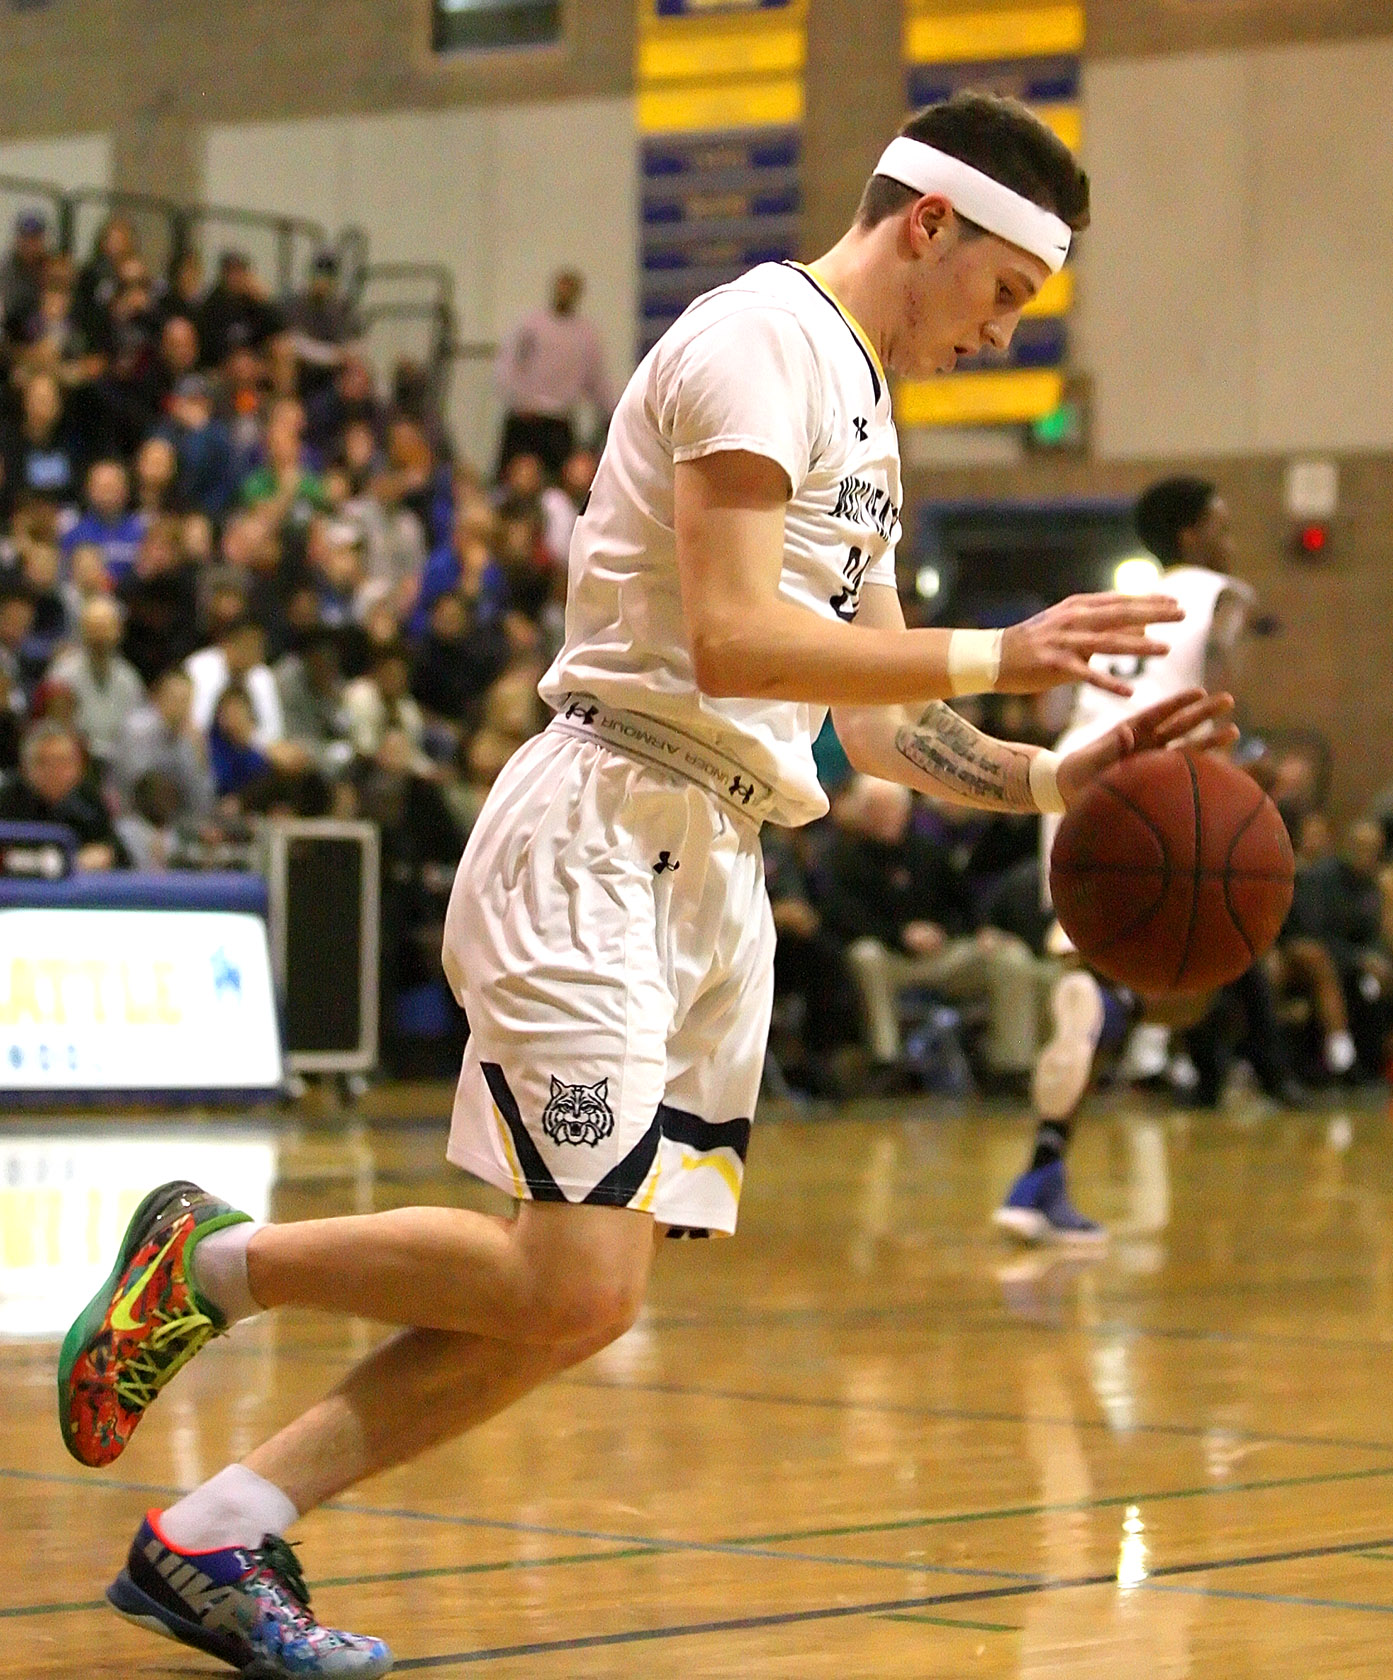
[994,475,1293,1246]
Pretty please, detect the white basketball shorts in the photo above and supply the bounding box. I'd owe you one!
[443,724,775,1236]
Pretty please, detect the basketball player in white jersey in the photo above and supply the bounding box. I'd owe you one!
[995,475,1284,1247]
[59,96,1235,1674]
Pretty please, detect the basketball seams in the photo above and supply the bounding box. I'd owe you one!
[1093,778,1170,861]
[1170,754,1205,992]
[1220,784,1275,964]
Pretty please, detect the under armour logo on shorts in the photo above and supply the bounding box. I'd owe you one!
[566,700,599,726]
[853,416,869,441]
[540,1075,615,1147]
[728,776,755,804]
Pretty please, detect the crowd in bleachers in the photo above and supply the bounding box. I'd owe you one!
[0,209,590,1066]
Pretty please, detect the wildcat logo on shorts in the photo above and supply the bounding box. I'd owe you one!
[540,1075,616,1147]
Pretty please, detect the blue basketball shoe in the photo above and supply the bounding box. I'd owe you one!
[993,1160,1107,1248]
[107,1512,393,1676]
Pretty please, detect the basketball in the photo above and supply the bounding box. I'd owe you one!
[1049,748,1295,996]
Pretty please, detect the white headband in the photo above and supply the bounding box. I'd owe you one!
[874,136,1072,273]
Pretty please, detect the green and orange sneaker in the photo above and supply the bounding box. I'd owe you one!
[58,1181,251,1468]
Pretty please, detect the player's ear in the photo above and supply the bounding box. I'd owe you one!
[909,194,954,258]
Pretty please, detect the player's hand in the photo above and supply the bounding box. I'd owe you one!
[1056,688,1239,808]
[998,593,1182,696]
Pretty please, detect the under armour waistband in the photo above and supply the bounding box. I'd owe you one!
[548,694,777,826]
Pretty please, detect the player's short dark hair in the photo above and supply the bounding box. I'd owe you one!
[1135,477,1217,565]
[857,91,1090,236]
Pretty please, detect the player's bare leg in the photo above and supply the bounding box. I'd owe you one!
[61,1188,655,1676]
[994,966,1111,1247]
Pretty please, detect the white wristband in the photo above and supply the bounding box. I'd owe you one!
[947,629,1003,697]
[1028,749,1066,814]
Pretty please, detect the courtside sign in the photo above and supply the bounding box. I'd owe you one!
[0,908,282,1090]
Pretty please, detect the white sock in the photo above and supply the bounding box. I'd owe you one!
[189,1222,264,1327]
[159,1464,299,1553]
[1326,1030,1357,1075]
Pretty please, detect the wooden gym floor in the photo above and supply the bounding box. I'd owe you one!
[5,1087,1393,1676]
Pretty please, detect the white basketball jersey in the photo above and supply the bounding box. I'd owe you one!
[539,261,901,827]
[1060,565,1254,752]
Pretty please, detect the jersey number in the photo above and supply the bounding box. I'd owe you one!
[830,545,870,622]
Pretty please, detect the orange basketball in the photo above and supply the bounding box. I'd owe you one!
[1050,749,1295,995]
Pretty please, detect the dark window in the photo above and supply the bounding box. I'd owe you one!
[432,0,561,52]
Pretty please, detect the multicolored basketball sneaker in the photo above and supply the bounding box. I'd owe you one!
[108,1512,393,1676]
[58,1180,250,1467]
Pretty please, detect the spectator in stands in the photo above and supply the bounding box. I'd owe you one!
[158,247,204,328]
[218,344,270,479]
[494,499,554,624]
[62,543,111,623]
[0,666,22,774]
[197,249,283,367]
[391,357,452,467]
[0,210,51,332]
[275,624,350,775]
[343,640,426,766]
[49,596,144,766]
[60,460,144,582]
[285,252,363,401]
[411,589,509,733]
[763,825,862,1096]
[823,775,1053,1085]
[495,268,612,477]
[12,264,108,396]
[146,314,201,416]
[540,446,597,566]
[73,215,138,348]
[0,719,129,870]
[118,516,200,685]
[206,683,313,811]
[156,375,238,518]
[305,353,381,458]
[133,434,181,518]
[186,614,284,747]
[99,256,162,452]
[0,577,36,702]
[207,686,272,803]
[342,452,426,615]
[14,523,67,668]
[242,397,329,551]
[307,518,370,629]
[1284,817,1392,1079]
[0,372,86,517]
[112,666,213,821]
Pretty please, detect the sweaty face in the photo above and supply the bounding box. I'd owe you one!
[890,212,1050,379]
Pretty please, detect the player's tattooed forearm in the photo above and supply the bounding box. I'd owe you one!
[894,701,1035,811]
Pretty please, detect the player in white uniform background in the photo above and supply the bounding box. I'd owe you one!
[61,95,1237,1674]
[995,476,1304,1247]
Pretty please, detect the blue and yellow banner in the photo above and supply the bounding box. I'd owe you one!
[897,3,1083,426]
[636,0,807,355]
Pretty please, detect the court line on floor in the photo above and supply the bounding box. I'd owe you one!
[10,1460,1393,1583]
[637,1305,1393,1359]
[736,1462,1393,1545]
[559,1374,1393,1455]
[387,1531,1393,1669]
[0,1546,662,1622]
